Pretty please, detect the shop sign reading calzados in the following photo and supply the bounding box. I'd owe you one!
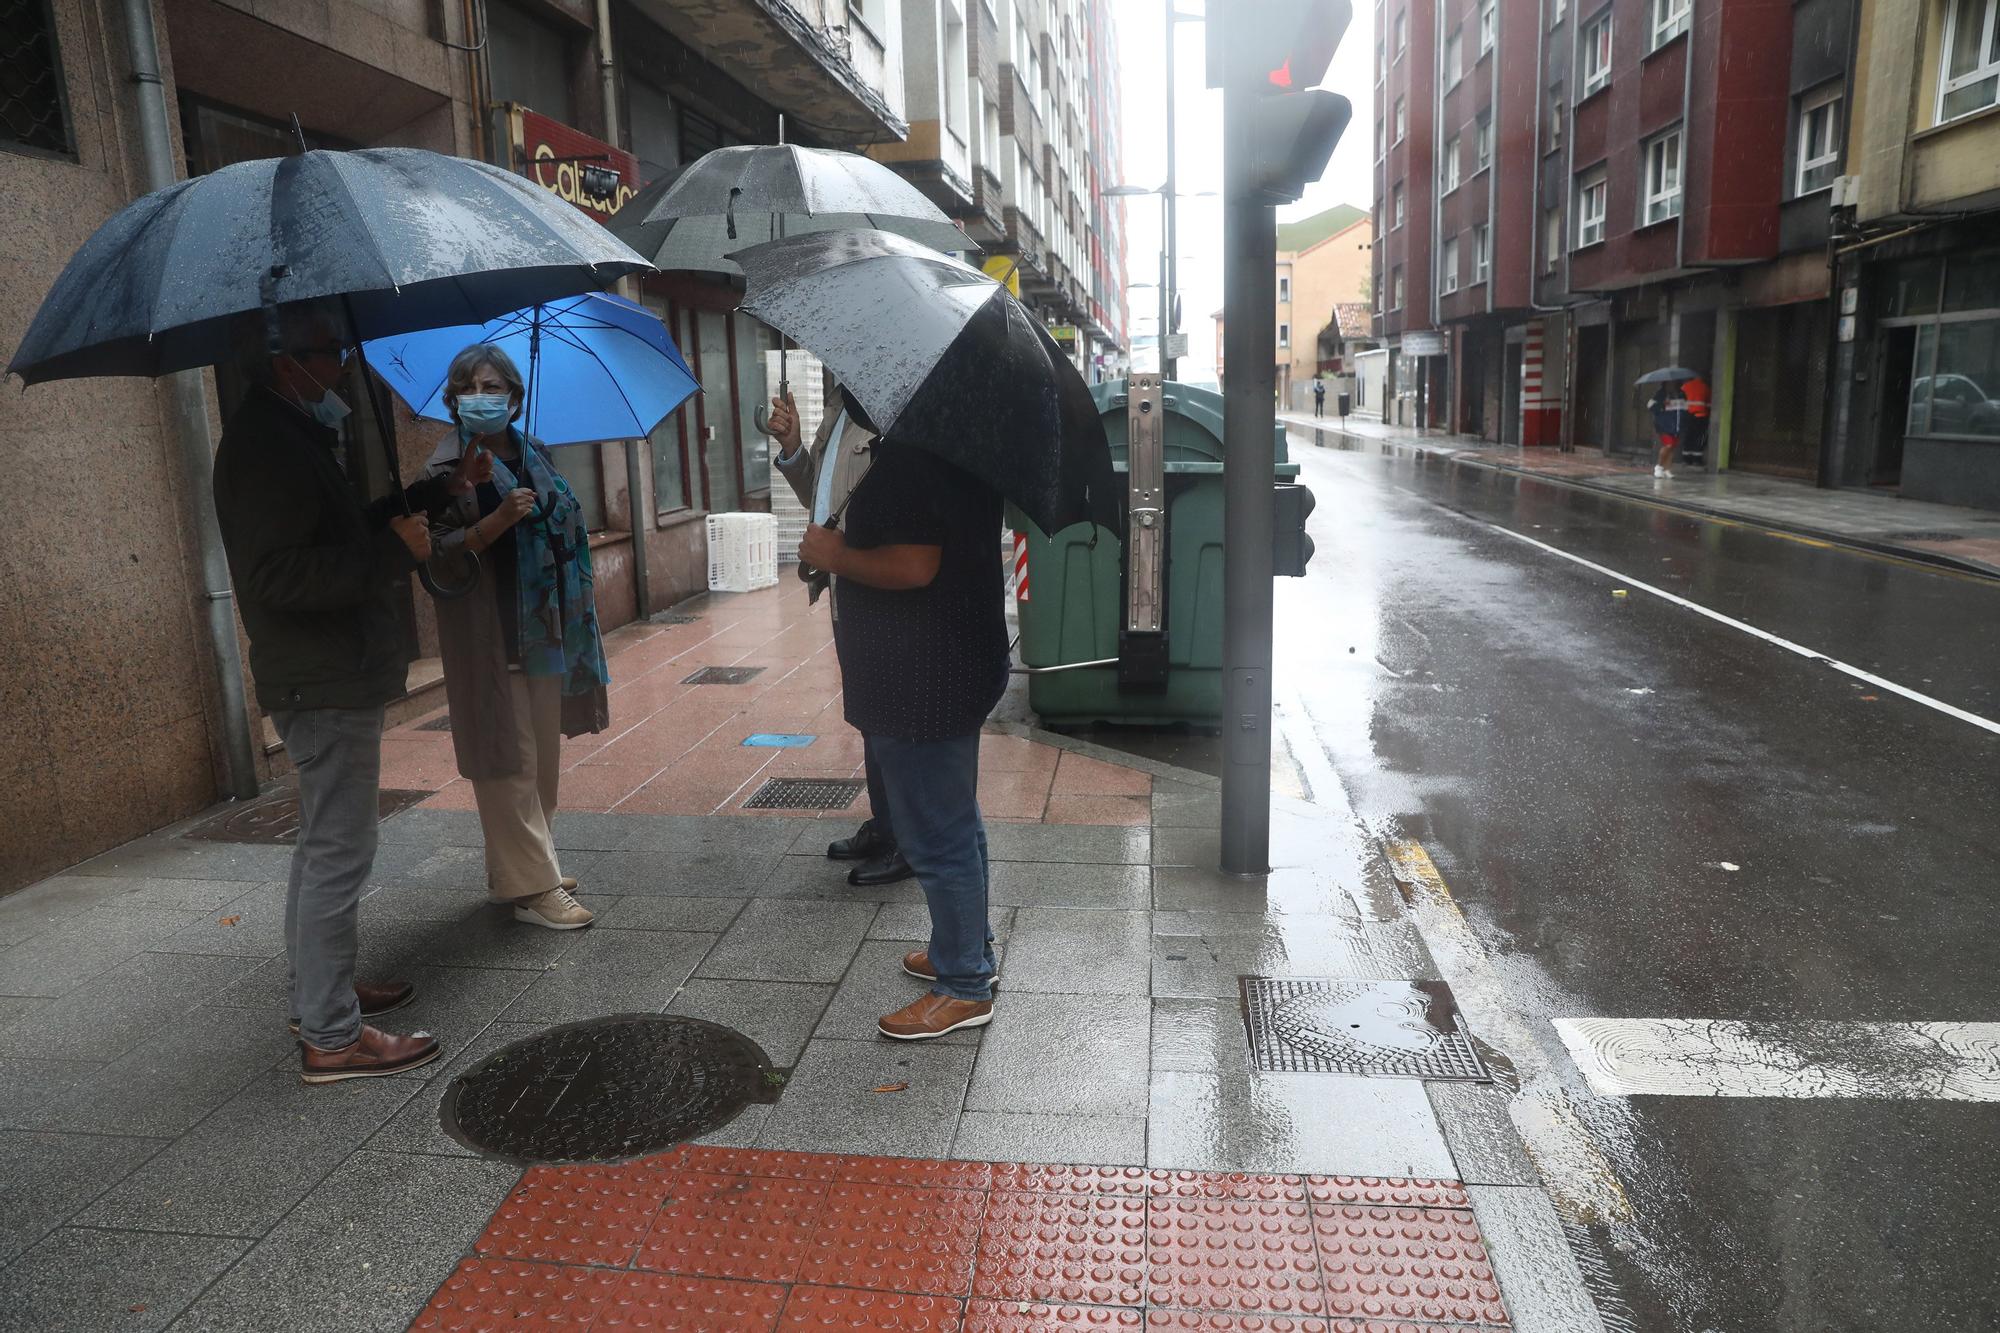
[510,106,642,224]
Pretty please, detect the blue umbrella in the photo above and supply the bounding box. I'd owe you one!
[362,292,699,446]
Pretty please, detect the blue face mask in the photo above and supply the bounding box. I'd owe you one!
[307,387,350,431]
[457,393,514,436]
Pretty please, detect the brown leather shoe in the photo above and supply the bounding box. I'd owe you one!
[288,980,417,1034]
[901,950,1000,987]
[878,993,994,1041]
[300,1024,441,1084]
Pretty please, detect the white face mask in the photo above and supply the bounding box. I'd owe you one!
[290,357,350,430]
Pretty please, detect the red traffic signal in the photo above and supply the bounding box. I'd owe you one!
[1207,0,1352,94]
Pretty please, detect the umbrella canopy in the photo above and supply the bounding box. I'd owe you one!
[1634,366,1700,386]
[9,147,652,384]
[731,228,1120,538]
[612,145,974,274]
[361,293,698,448]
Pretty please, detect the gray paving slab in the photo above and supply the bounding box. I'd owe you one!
[983,823,1150,865]
[0,1226,250,1333]
[0,1056,101,1128]
[373,808,486,847]
[502,929,716,1025]
[76,1071,417,1237]
[0,951,257,1062]
[204,955,289,1015]
[1361,917,1445,980]
[1003,908,1151,996]
[1146,1070,1457,1178]
[0,1131,165,1266]
[68,838,296,882]
[1150,864,1353,916]
[1150,997,1252,1074]
[375,906,593,973]
[754,854,927,905]
[0,996,47,1028]
[665,978,835,1067]
[1151,917,1383,998]
[757,1037,977,1159]
[117,878,273,914]
[172,1150,520,1333]
[1466,1183,1607,1333]
[812,941,996,1046]
[366,843,500,891]
[551,810,643,851]
[21,1005,295,1137]
[987,861,1149,910]
[950,1111,1147,1166]
[1151,781,1222,830]
[0,876,140,949]
[866,904,1015,944]
[586,847,787,897]
[0,904,206,998]
[150,882,289,959]
[365,1021,546,1159]
[965,992,1150,1118]
[696,899,877,983]
[1429,1083,1543,1188]
[594,894,747,933]
[357,884,490,921]
[375,964,538,1059]
[617,814,815,855]
[694,1100,772,1148]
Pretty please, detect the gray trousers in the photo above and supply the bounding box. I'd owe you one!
[272,706,383,1049]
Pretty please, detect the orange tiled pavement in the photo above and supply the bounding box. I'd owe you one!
[411,1146,1511,1331]
[379,584,1152,826]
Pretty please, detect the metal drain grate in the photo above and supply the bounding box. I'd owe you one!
[415,714,453,732]
[650,610,702,625]
[683,666,765,685]
[440,1015,778,1165]
[742,777,866,811]
[1240,977,1490,1081]
[183,788,433,844]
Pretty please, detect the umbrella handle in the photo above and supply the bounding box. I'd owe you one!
[752,371,791,438]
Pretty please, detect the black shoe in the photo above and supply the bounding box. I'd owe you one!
[848,849,916,887]
[827,824,893,861]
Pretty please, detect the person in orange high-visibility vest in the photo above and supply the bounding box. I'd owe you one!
[1677,375,1711,469]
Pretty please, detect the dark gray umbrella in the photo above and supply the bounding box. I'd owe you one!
[1634,366,1699,386]
[731,228,1119,539]
[8,147,651,384]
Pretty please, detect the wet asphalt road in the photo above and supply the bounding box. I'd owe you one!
[1265,429,2000,1332]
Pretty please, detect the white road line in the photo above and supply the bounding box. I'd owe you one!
[1469,519,2000,737]
[1555,1018,2000,1100]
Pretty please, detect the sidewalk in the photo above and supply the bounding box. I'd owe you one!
[1283,412,2000,579]
[0,583,1592,1332]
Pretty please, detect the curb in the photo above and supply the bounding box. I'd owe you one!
[1288,417,2000,583]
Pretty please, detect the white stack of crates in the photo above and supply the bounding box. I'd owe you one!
[766,349,825,564]
[705,513,779,592]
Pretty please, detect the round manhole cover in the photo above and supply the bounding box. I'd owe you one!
[440,1015,779,1164]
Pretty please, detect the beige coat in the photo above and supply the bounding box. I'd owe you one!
[773,385,879,603]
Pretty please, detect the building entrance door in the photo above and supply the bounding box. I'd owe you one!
[1732,302,1828,479]
[1573,326,1609,449]
[1872,326,1914,487]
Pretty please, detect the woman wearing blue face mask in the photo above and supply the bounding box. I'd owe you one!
[423,343,610,930]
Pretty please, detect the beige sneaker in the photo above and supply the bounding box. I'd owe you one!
[513,885,595,930]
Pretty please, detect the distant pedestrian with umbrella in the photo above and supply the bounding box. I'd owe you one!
[1646,380,1682,478]
[1637,366,1705,479]
[419,343,611,930]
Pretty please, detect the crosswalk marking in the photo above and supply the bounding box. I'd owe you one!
[1555,1018,2000,1100]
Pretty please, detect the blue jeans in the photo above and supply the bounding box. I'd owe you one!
[870,732,996,1002]
[861,737,893,844]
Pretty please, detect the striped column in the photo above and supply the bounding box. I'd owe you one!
[1012,530,1030,601]
[1520,321,1563,447]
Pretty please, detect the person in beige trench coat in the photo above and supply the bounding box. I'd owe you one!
[424,344,610,930]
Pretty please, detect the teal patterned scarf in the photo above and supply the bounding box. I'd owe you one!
[489,429,610,697]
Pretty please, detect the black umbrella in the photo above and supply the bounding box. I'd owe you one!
[8,147,651,384]
[729,228,1119,539]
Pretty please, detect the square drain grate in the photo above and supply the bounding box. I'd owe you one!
[184,788,434,844]
[1240,976,1490,1081]
[650,610,701,625]
[415,714,453,732]
[683,666,765,686]
[742,778,866,811]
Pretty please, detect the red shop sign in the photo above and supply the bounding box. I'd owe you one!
[509,106,642,225]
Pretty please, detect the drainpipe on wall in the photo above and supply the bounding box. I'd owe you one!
[595,0,653,617]
[119,0,260,800]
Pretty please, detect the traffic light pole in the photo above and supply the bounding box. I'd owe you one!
[1219,75,1277,878]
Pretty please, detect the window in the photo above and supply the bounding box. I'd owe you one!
[1939,0,2000,122]
[1393,265,1406,308]
[1544,207,1562,271]
[847,0,885,39]
[1395,9,1408,55]
[1550,0,1567,25]
[1279,323,1291,348]
[1476,113,1493,170]
[1473,224,1490,283]
[734,313,772,495]
[0,0,73,155]
[1377,114,1386,158]
[1548,86,1565,151]
[1394,95,1407,142]
[982,98,1001,176]
[943,2,969,144]
[1393,181,1406,227]
[487,0,575,123]
[1643,128,1683,224]
[694,309,739,511]
[1445,29,1464,85]
[1441,237,1460,293]
[1279,276,1291,302]
[1576,166,1607,247]
[1796,88,1842,195]
[1651,0,1690,48]
[1581,12,1612,97]
[650,305,692,515]
[1480,0,1497,51]
[1443,134,1461,191]
[628,79,680,183]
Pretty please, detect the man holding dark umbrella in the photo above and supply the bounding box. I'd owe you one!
[213,301,484,1082]
[792,402,1009,1041]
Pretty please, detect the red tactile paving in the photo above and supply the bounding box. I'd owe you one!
[974,1191,1149,1309]
[411,1151,1511,1333]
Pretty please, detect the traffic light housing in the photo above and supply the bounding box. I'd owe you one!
[1209,0,1353,205]
[1274,483,1316,576]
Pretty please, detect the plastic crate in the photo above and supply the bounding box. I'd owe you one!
[706,512,779,592]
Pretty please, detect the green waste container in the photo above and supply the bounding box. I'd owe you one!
[1011,379,1297,727]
